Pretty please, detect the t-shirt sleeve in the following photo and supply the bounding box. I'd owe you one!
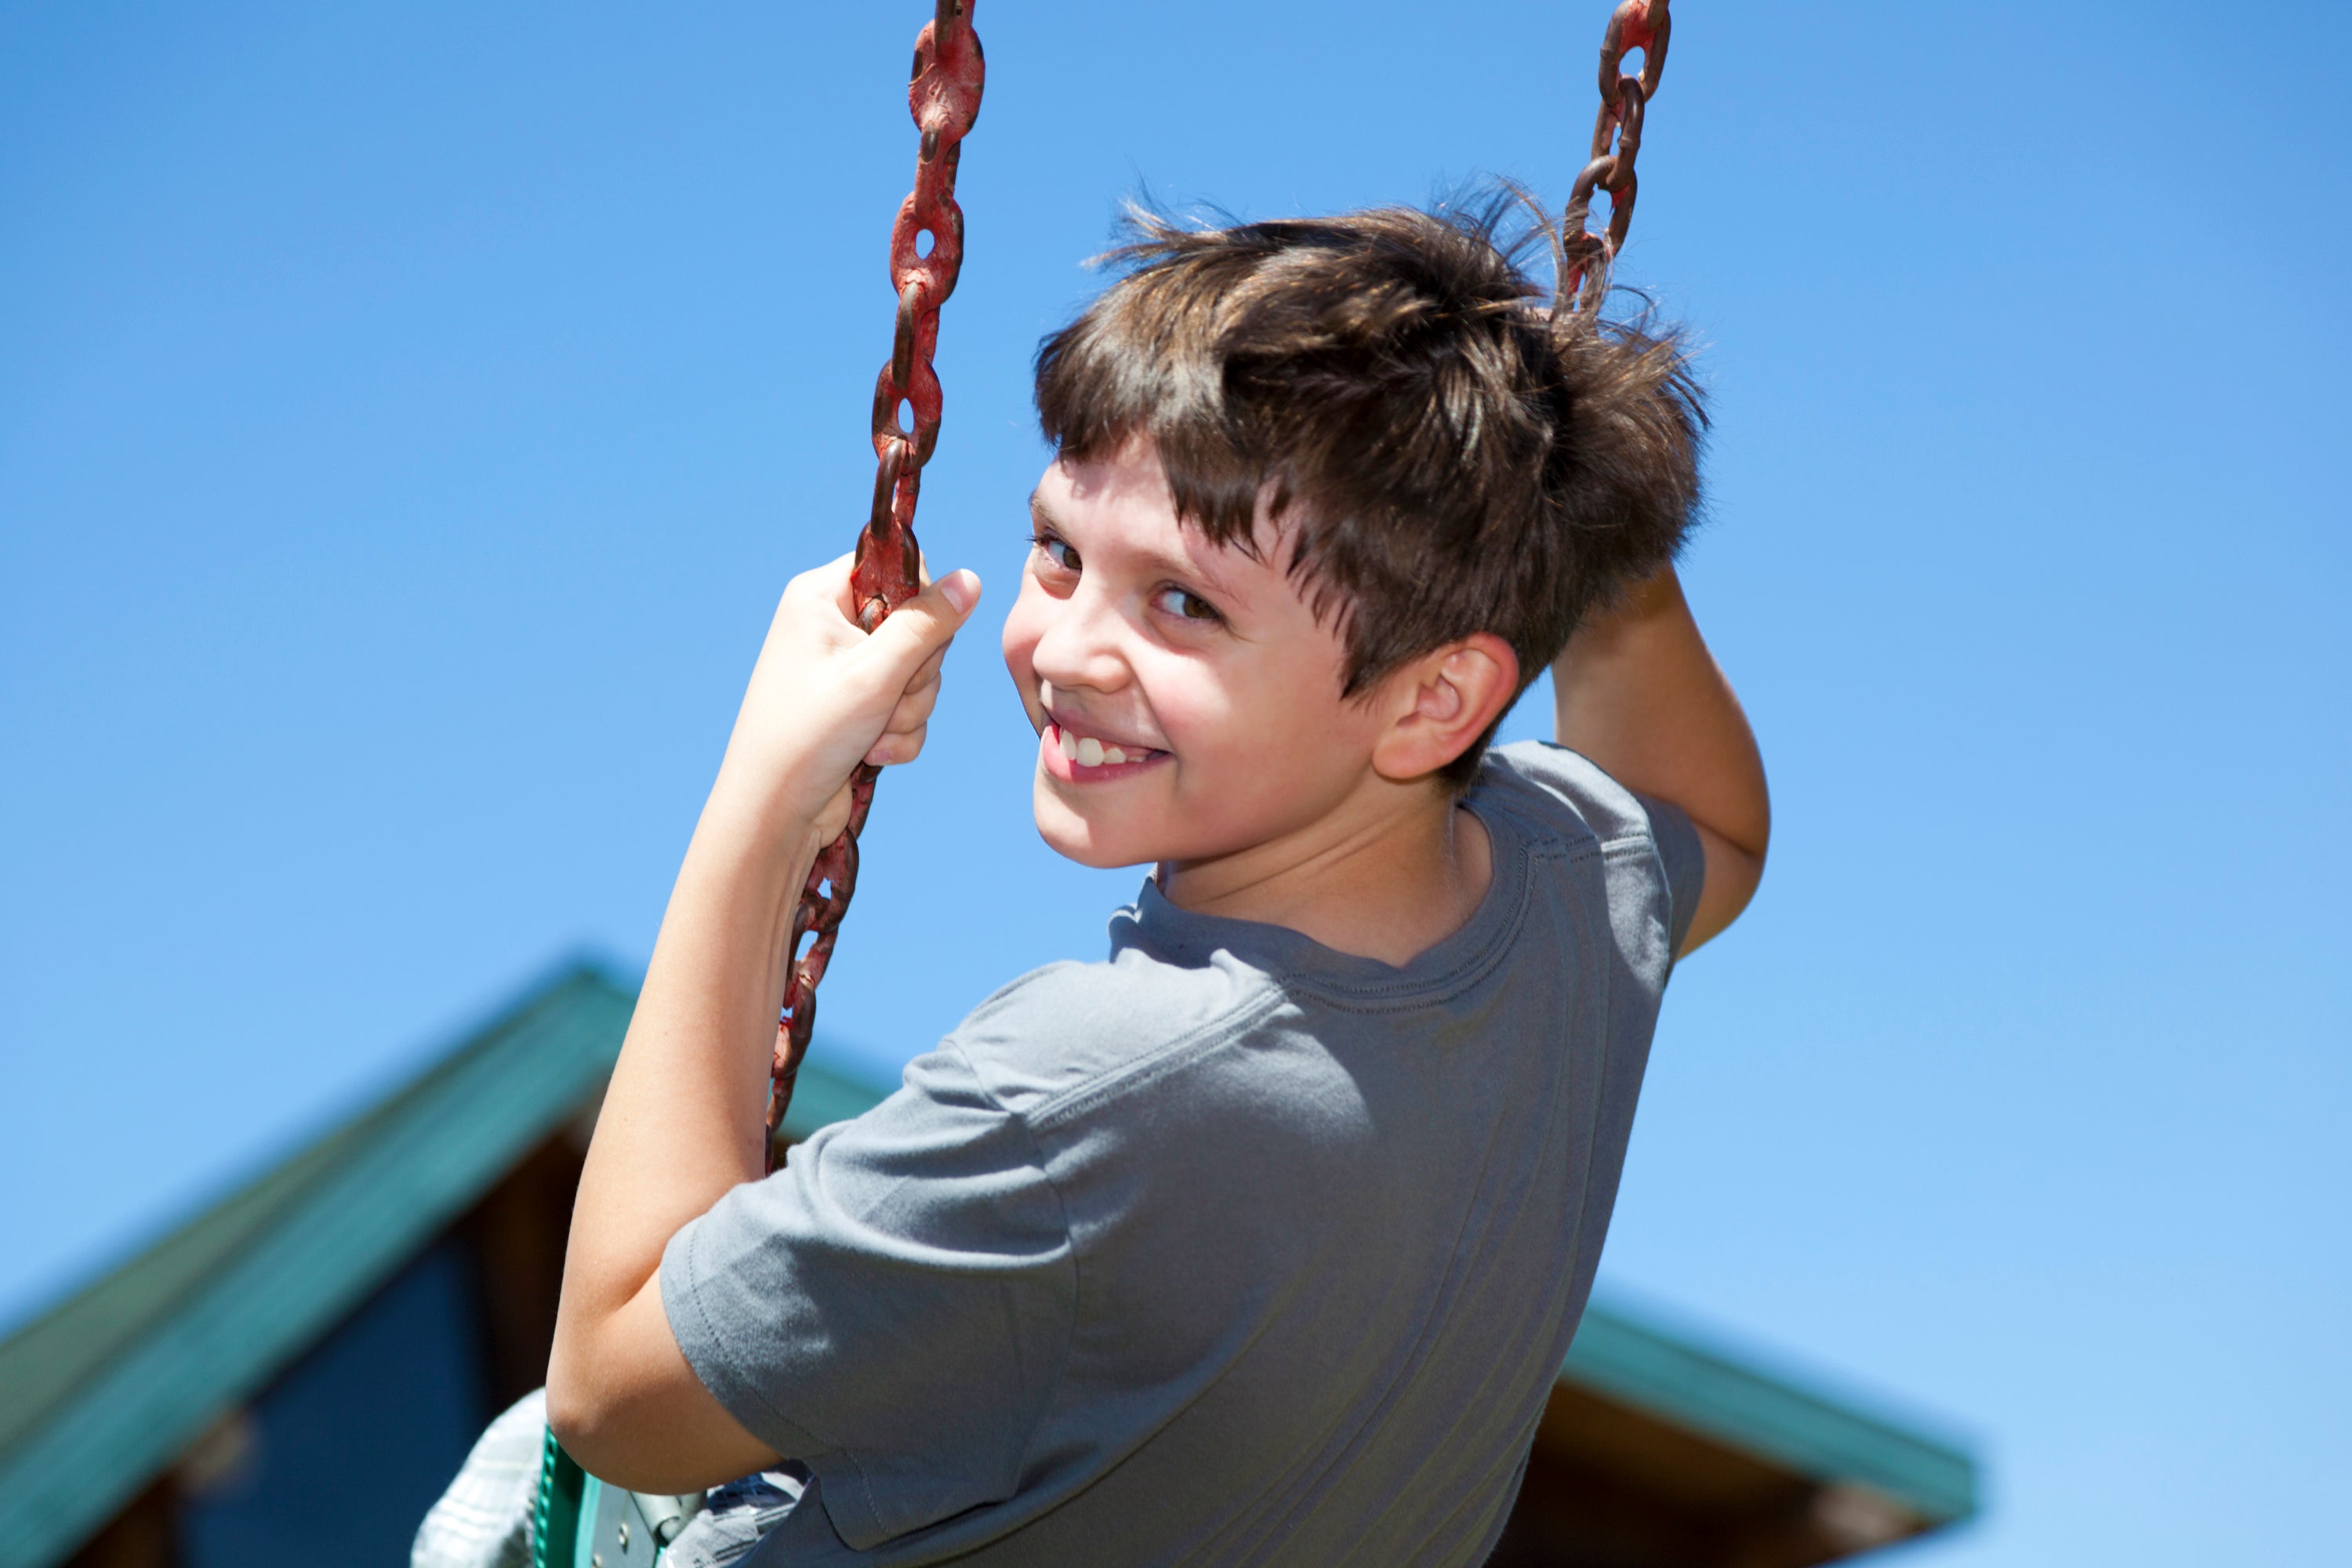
[1637,793,1706,956]
[1484,740,1707,958]
[659,1044,1073,1550]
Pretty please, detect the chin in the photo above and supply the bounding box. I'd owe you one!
[1032,782,1162,869]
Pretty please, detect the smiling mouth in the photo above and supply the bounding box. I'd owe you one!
[1043,721,1168,779]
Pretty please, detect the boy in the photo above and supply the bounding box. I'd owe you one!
[543,201,1766,1565]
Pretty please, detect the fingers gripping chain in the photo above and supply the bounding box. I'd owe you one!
[770,0,985,1158]
[1564,0,1671,312]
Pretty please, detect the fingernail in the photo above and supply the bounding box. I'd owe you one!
[941,570,979,613]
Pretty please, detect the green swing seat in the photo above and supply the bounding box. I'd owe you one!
[533,1430,703,1568]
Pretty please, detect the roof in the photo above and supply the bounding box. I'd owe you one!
[1562,1297,1976,1527]
[0,960,1976,1567]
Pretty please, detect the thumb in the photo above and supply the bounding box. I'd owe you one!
[859,568,981,681]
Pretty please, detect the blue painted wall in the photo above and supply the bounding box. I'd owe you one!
[179,1238,488,1566]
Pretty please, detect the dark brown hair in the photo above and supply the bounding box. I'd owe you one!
[1033,189,1705,786]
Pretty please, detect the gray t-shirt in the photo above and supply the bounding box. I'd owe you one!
[661,741,1704,1566]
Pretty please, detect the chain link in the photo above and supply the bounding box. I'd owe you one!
[1564,0,1670,312]
[768,0,985,1156]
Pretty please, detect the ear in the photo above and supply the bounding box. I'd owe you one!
[1369,633,1521,784]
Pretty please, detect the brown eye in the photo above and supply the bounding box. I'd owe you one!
[1037,535,1080,572]
[1154,586,1221,623]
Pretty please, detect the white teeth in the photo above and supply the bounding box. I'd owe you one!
[1056,723,1153,769]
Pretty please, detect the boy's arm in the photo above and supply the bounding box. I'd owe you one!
[1552,565,1767,954]
[546,554,980,1494]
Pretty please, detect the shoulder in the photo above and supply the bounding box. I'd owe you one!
[938,947,1289,1123]
[1475,739,1662,848]
[1478,740,1707,955]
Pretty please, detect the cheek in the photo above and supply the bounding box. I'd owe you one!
[1130,655,1223,750]
[1159,648,1356,786]
[1000,581,1044,693]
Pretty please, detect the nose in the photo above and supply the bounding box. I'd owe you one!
[1029,576,1132,699]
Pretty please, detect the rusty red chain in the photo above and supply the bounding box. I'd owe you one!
[767,0,985,1158]
[1563,0,1670,312]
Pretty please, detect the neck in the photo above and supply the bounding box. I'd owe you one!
[1160,776,1491,967]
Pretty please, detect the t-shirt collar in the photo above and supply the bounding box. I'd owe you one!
[1109,794,1529,1004]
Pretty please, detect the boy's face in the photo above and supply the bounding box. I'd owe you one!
[1001,444,1390,871]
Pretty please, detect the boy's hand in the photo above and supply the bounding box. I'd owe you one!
[713,551,982,851]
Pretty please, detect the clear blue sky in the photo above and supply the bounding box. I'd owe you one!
[4,2,2346,1561]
